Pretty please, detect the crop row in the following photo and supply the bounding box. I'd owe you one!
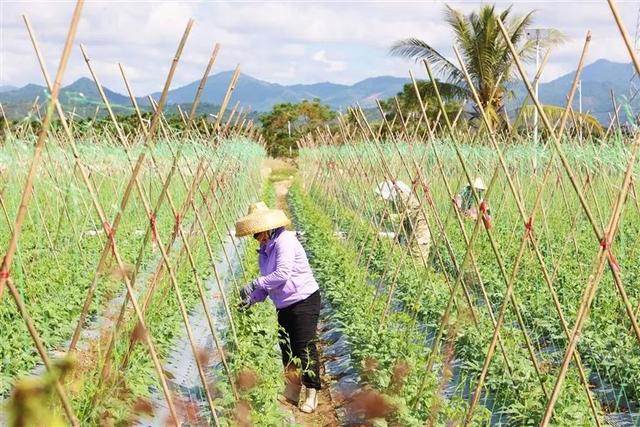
[0,138,265,424]
[300,140,640,423]
[294,175,605,425]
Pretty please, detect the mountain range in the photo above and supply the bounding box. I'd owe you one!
[510,58,638,123]
[0,58,637,123]
[148,72,407,112]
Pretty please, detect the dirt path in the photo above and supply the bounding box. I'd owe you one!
[274,179,293,212]
[274,177,339,427]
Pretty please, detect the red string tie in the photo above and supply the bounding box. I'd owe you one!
[479,201,492,229]
[103,221,117,257]
[600,238,621,273]
[599,238,609,250]
[0,270,9,280]
[423,183,434,206]
[174,214,182,235]
[149,212,158,243]
[524,217,534,239]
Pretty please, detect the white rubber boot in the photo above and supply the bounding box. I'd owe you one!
[300,387,318,413]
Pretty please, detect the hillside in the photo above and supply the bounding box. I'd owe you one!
[0,73,408,119]
[147,72,409,111]
[1,59,637,123]
[509,58,638,123]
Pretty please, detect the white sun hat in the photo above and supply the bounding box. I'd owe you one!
[374,180,412,200]
[473,177,487,191]
[235,202,291,237]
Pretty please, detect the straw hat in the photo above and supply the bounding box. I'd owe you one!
[235,201,291,237]
[473,177,487,191]
[374,180,411,201]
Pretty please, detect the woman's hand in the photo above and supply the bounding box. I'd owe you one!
[237,298,253,312]
[239,281,257,300]
[238,281,258,312]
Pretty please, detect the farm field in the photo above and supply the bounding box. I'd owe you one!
[2,1,640,426]
[2,129,640,425]
[0,134,267,425]
[295,139,640,425]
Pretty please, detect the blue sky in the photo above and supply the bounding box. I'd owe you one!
[1,1,639,95]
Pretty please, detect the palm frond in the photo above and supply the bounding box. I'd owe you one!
[540,29,568,49]
[497,11,536,80]
[389,38,467,89]
[391,3,565,121]
[426,79,471,100]
[445,5,473,49]
[516,105,604,136]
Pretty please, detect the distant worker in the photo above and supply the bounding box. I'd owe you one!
[235,202,321,414]
[375,179,431,260]
[454,177,491,221]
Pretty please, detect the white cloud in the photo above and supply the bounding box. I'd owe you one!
[0,0,639,95]
[312,50,345,72]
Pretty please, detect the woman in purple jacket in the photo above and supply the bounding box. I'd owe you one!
[235,202,321,413]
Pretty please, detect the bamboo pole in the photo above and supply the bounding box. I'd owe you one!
[453,33,601,424]
[213,65,240,133]
[89,51,244,409]
[138,71,246,333]
[107,63,247,398]
[423,57,554,405]
[495,11,640,423]
[0,2,85,424]
[77,44,224,423]
[310,107,519,405]
[70,18,194,425]
[374,101,519,380]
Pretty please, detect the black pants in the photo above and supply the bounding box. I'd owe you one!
[277,290,321,390]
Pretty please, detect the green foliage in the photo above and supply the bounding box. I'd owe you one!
[0,138,266,424]
[515,105,604,138]
[379,80,464,137]
[391,4,564,126]
[259,99,336,157]
[5,110,244,139]
[296,139,640,424]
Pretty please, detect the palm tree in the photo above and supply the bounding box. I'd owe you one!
[391,4,561,122]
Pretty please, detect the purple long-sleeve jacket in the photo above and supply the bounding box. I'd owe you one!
[249,227,319,309]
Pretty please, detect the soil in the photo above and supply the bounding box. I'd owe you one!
[274,179,293,212]
[273,176,340,427]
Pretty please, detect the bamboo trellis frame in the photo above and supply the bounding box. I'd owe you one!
[295,3,640,423]
[3,0,640,425]
[0,4,265,425]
